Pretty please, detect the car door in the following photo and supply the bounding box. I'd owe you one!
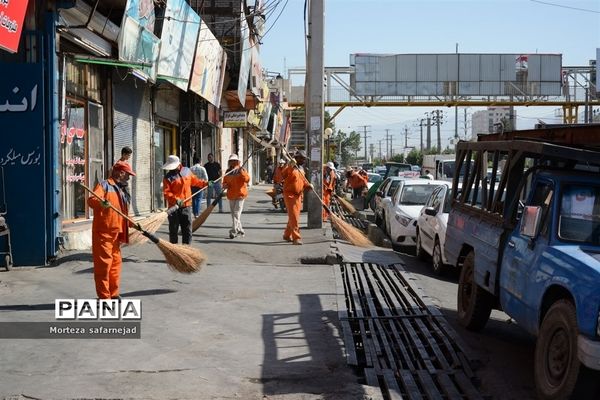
[420,186,444,255]
[500,179,554,332]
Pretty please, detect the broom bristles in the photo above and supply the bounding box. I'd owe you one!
[335,195,357,215]
[330,213,373,248]
[128,211,168,245]
[192,204,216,232]
[156,239,205,273]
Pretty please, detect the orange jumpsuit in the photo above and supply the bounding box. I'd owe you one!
[347,171,368,198]
[273,166,285,185]
[322,168,336,220]
[87,178,130,299]
[163,166,207,244]
[282,165,311,241]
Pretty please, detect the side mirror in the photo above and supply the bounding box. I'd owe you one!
[376,191,384,197]
[424,207,437,217]
[520,206,542,238]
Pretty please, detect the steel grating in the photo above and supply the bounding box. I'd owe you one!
[334,262,484,400]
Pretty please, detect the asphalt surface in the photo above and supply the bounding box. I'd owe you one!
[0,186,380,400]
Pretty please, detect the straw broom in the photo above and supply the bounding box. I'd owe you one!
[281,149,373,248]
[80,183,205,273]
[334,194,357,215]
[192,191,225,232]
[190,150,259,232]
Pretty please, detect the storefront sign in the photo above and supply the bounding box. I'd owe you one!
[0,0,29,53]
[189,19,227,107]
[223,111,247,128]
[237,5,251,107]
[0,63,46,265]
[118,0,160,81]
[157,0,200,91]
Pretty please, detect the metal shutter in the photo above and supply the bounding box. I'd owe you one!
[113,72,152,214]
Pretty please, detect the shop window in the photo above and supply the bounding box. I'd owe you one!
[61,98,87,220]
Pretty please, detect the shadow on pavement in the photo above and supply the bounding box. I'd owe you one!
[260,293,364,399]
[0,303,54,311]
[49,252,94,266]
[121,288,177,297]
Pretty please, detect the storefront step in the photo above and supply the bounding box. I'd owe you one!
[61,220,93,251]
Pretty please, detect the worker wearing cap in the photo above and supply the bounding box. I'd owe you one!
[323,162,337,221]
[162,155,208,244]
[87,161,136,299]
[271,159,286,209]
[222,154,250,239]
[346,167,368,199]
[282,150,313,245]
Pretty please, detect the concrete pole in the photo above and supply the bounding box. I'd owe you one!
[426,116,431,150]
[419,120,424,152]
[436,110,442,152]
[305,0,324,229]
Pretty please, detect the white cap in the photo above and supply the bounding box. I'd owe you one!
[326,162,335,170]
[228,154,240,162]
[162,155,181,170]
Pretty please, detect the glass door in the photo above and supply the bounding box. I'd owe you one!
[61,98,87,221]
[88,102,104,217]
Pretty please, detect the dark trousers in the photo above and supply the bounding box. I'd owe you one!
[168,206,193,244]
[353,187,363,199]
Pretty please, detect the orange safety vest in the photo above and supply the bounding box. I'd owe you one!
[348,172,368,189]
[282,165,310,197]
[223,168,250,200]
[323,168,336,193]
[273,166,285,184]
[163,166,207,207]
[87,178,130,243]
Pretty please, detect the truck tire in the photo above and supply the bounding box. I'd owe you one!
[534,300,585,400]
[457,251,492,331]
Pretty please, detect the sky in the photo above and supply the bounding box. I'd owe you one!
[259,0,600,153]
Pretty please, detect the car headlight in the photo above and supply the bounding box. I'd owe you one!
[396,214,412,227]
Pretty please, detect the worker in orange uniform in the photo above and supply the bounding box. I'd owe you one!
[346,167,368,199]
[87,161,137,299]
[282,150,313,245]
[271,158,286,209]
[222,154,250,239]
[322,162,337,221]
[162,155,208,244]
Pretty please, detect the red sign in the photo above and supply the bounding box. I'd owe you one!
[0,0,29,54]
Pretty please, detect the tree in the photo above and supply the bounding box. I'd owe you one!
[389,154,405,163]
[405,148,423,166]
[335,129,361,166]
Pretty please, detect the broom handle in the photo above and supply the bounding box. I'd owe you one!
[79,183,140,228]
[182,149,260,203]
[280,148,332,213]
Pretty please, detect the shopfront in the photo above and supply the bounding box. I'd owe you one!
[59,57,106,221]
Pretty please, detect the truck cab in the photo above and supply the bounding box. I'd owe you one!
[445,127,600,399]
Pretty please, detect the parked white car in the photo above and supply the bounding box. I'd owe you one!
[366,172,383,189]
[383,179,449,247]
[373,177,404,223]
[415,184,453,275]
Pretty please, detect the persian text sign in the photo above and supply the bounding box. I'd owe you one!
[0,0,29,53]
[223,111,247,128]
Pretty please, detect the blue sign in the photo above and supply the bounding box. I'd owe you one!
[0,63,47,266]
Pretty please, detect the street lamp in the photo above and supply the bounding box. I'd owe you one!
[324,127,333,161]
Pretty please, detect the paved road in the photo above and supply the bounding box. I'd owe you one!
[394,247,537,400]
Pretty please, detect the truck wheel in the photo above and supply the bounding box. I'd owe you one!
[415,231,427,261]
[432,240,447,276]
[534,300,583,400]
[457,251,492,331]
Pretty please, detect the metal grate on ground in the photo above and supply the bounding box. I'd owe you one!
[329,197,369,233]
[334,262,484,400]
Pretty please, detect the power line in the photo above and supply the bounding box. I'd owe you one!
[529,0,600,13]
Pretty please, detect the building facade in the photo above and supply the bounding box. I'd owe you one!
[0,0,289,266]
[471,106,517,138]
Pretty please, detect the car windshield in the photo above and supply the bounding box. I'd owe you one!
[399,184,440,206]
[388,164,412,177]
[558,184,600,245]
[368,174,382,183]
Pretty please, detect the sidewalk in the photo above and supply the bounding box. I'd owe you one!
[0,185,379,400]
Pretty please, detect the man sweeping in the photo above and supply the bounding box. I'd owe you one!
[282,150,313,245]
[87,161,136,299]
[222,154,250,239]
[322,162,336,221]
[162,155,208,244]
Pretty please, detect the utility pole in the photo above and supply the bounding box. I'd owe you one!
[419,119,424,152]
[358,125,371,161]
[426,113,432,151]
[378,139,383,160]
[305,0,324,229]
[403,126,409,148]
[384,129,391,158]
[368,143,375,162]
[464,109,468,139]
[432,110,443,153]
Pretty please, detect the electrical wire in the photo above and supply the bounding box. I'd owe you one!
[529,0,600,14]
